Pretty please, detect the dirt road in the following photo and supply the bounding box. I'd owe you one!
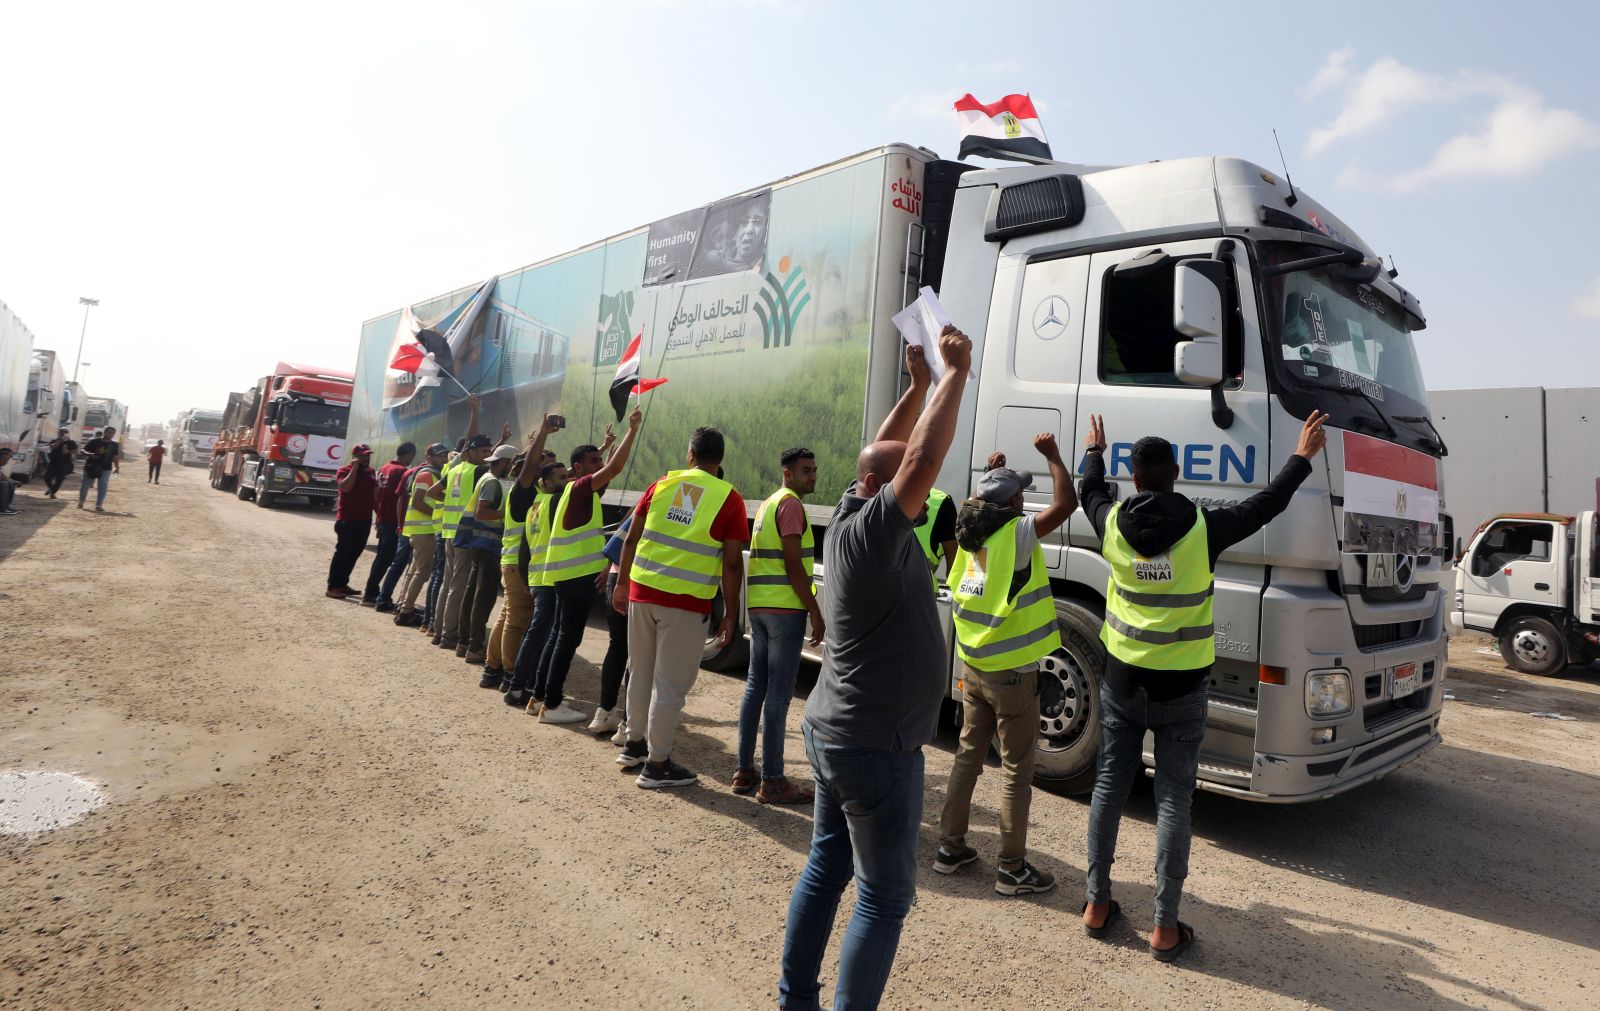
[3,466,1597,1009]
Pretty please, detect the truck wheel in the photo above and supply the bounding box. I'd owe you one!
[235,474,254,501]
[1499,616,1568,676]
[254,475,275,508]
[1033,597,1105,795]
[700,591,748,673]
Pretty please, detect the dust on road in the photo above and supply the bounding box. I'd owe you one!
[2,465,1597,1009]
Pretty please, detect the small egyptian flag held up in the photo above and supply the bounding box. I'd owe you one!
[608,330,669,421]
[954,93,1052,162]
[388,341,430,374]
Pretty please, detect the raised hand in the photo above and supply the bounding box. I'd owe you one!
[1033,432,1061,462]
[904,342,931,388]
[1084,414,1106,452]
[628,406,643,431]
[499,421,512,443]
[1296,410,1329,459]
[985,451,1007,471]
[937,324,972,378]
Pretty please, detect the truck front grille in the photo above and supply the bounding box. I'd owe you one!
[1360,583,1429,604]
[1353,621,1424,651]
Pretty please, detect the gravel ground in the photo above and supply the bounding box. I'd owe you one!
[2,464,1597,1009]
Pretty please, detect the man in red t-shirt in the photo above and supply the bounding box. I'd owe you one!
[147,441,167,484]
[361,442,416,606]
[326,444,378,599]
[611,428,748,787]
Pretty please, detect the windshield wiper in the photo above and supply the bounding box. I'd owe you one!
[1323,383,1399,440]
[1394,414,1448,457]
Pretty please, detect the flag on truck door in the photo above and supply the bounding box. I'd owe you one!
[954,93,1052,162]
[608,330,668,421]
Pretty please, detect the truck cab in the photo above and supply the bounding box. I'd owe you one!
[1452,511,1600,674]
[212,363,353,508]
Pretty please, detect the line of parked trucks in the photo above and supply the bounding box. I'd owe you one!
[6,345,134,482]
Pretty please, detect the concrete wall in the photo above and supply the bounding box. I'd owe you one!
[1430,386,1600,547]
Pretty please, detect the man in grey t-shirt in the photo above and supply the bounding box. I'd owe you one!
[780,327,972,1011]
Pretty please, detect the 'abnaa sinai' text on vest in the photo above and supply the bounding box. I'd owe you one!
[1132,554,1175,582]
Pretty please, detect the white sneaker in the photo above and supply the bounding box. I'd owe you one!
[610,719,630,747]
[539,702,587,725]
[588,707,622,734]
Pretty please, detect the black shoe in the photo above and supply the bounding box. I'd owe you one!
[995,860,1056,897]
[933,843,979,876]
[375,602,396,614]
[438,637,458,650]
[615,739,648,768]
[504,688,533,709]
[478,670,503,689]
[358,597,378,607]
[637,758,698,789]
[430,634,443,645]
[395,611,423,627]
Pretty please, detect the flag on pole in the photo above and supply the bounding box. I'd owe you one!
[954,93,1052,162]
[608,329,669,421]
[388,341,430,374]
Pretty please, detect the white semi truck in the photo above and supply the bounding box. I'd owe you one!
[172,408,225,466]
[1450,511,1600,675]
[13,349,68,480]
[351,144,1450,801]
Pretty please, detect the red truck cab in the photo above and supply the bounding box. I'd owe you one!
[209,362,354,508]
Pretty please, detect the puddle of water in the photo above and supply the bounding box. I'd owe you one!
[0,771,106,837]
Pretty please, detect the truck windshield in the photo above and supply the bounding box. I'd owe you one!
[279,399,348,437]
[1259,242,1434,452]
[189,417,222,435]
[84,411,108,428]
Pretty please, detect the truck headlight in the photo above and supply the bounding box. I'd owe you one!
[1305,671,1352,718]
[274,466,293,478]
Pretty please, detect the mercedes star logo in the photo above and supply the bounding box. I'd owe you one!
[1395,554,1416,594]
[1032,296,1070,341]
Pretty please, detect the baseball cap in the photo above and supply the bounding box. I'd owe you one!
[425,441,449,457]
[974,467,1033,505]
[350,443,373,457]
[465,434,493,450]
[488,444,518,462]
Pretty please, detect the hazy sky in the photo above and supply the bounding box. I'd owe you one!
[3,0,1597,427]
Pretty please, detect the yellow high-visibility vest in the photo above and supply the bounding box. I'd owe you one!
[746,487,813,610]
[631,469,733,600]
[1100,503,1215,670]
[949,518,1060,672]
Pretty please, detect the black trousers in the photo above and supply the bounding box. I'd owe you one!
[328,519,372,590]
[148,460,162,482]
[600,570,629,711]
[45,470,70,496]
[535,574,599,710]
[456,547,501,652]
[363,522,399,601]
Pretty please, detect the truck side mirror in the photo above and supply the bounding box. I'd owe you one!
[263,401,280,425]
[1172,261,1226,387]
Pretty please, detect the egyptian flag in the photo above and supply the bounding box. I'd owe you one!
[608,330,669,421]
[389,340,429,374]
[954,93,1052,162]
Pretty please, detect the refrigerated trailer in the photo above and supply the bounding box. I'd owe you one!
[348,144,1450,801]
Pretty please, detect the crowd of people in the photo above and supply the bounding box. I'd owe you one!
[319,326,1329,1008]
[0,425,127,517]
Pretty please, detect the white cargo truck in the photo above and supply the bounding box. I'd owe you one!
[1450,511,1600,675]
[351,144,1451,801]
[173,408,225,466]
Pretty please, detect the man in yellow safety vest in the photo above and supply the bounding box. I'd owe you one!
[1078,410,1326,961]
[733,446,824,806]
[481,418,559,690]
[611,426,749,787]
[392,441,450,625]
[429,420,509,647]
[935,432,1076,897]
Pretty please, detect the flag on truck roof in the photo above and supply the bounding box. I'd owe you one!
[608,330,668,421]
[954,93,1051,162]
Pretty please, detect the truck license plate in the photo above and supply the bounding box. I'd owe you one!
[1391,662,1420,700]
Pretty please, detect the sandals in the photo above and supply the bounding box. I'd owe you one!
[1151,921,1196,963]
[756,777,815,806]
[730,768,759,795]
[1080,900,1122,939]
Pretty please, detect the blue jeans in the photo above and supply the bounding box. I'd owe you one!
[1084,682,1208,927]
[534,575,597,709]
[780,724,923,1011]
[509,585,556,694]
[422,534,446,626]
[378,535,412,606]
[78,469,111,508]
[738,610,807,780]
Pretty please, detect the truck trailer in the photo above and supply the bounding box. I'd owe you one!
[0,299,35,460]
[209,362,353,507]
[347,144,1450,802]
[13,349,68,480]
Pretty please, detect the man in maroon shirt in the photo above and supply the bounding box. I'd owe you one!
[326,443,378,599]
[360,442,416,606]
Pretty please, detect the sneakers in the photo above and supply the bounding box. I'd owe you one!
[610,721,630,747]
[932,843,979,876]
[504,688,533,710]
[464,650,486,666]
[615,739,648,768]
[375,602,396,614]
[477,670,503,690]
[358,596,378,607]
[995,860,1056,897]
[539,702,587,725]
[637,758,698,789]
[756,777,815,806]
[731,768,760,796]
[587,707,621,734]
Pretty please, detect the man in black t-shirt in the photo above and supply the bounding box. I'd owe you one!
[45,428,77,498]
[78,427,122,512]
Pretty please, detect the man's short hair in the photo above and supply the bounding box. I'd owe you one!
[539,462,565,482]
[780,446,814,469]
[396,441,416,458]
[570,443,600,468]
[540,449,556,461]
[691,427,725,466]
[1130,436,1179,490]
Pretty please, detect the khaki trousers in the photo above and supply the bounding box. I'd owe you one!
[433,539,471,637]
[396,533,436,612]
[938,665,1040,869]
[625,601,708,763]
[487,567,534,670]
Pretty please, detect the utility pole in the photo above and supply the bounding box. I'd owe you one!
[72,296,99,384]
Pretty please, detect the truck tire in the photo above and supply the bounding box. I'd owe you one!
[1499,615,1568,676]
[235,473,254,501]
[1032,597,1105,795]
[700,590,748,673]
[254,474,276,508]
